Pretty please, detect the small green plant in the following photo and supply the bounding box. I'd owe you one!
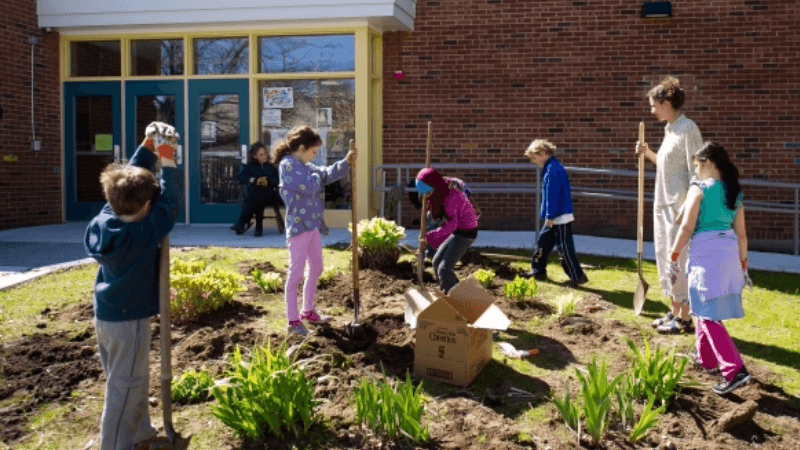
[170,258,245,323]
[354,370,429,444]
[318,266,339,287]
[614,378,635,431]
[624,336,687,407]
[553,292,579,318]
[252,268,283,293]
[575,357,623,446]
[171,369,215,404]
[503,276,538,301]
[553,378,581,434]
[473,269,496,288]
[629,395,667,444]
[350,217,406,269]
[212,344,319,440]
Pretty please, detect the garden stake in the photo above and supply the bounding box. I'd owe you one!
[633,122,649,315]
[158,237,192,449]
[417,121,432,286]
[345,140,366,340]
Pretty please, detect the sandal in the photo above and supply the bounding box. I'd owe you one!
[651,312,674,328]
[657,317,693,334]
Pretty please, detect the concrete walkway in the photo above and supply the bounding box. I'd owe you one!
[1,222,798,290]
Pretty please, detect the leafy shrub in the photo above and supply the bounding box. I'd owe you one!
[623,336,687,407]
[503,276,538,302]
[473,269,496,288]
[252,268,283,293]
[171,369,214,404]
[354,371,429,444]
[553,292,579,318]
[575,357,623,446]
[318,266,339,287]
[212,344,319,440]
[349,218,405,269]
[170,258,245,323]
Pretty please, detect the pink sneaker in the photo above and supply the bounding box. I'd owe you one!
[301,310,331,325]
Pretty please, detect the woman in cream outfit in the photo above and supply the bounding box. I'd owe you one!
[636,77,703,334]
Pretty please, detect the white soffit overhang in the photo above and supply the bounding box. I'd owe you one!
[38,0,416,33]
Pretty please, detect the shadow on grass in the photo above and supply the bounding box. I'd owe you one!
[733,336,800,378]
[748,269,800,296]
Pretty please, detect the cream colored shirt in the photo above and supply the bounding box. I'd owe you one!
[655,114,703,208]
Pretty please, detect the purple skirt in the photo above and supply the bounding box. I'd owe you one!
[687,230,745,321]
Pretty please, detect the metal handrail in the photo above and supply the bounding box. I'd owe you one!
[373,163,800,255]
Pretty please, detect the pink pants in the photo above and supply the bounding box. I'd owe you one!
[695,318,744,381]
[285,229,324,323]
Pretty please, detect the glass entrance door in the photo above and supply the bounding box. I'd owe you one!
[188,80,249,223]
[125,80,185,222]
[64,82,121,221]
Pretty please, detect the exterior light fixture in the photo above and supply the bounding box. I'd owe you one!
[642,1,672,18]
[394,70,405,80]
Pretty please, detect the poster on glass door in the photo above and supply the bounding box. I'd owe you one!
[262,87,293,109]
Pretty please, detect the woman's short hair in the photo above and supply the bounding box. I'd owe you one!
[524,139,557,158]
[647,76,685,110]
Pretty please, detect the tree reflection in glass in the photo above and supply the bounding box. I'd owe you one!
[194,38,248,75]
[259,35,355,73]
[199,94,241,204]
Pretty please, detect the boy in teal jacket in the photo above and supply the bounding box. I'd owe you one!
[523,139,588,286]
[84,122,183,450]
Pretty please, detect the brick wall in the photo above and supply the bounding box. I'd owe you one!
[383,0,799,249]
[0,0,62,230]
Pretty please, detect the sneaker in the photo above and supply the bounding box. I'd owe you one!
[657,317,693,334]
[254,229,263,237]
[523,271,548,281]
[301,309,332,325]
[713,367,752,395]
[568,275,589,286]
[687,349,721,375]
[233,222,251,235]
[287,320,309,336]
[678,317,695,333]
[651,312,674,328]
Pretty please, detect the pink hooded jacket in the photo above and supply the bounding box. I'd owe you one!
[416,168,479,249]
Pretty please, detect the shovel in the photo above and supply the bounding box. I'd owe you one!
[633,122,649,316]
[417,122,432,286]
[158,237,191,449]
[345,140,366,340]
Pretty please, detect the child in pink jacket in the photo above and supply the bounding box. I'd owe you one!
[416,167,479,293]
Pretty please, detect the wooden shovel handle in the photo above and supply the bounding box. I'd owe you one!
[350,140,359,292]
[637,122,645,254]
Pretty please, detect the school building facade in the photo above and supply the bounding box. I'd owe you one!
[1,0,798,252]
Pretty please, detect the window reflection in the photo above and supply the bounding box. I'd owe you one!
[259,79,355,209]
[199,94,241,204]
[259,35,355,73]
[71,41,121,77]
[194,38,248,75]
[75,96,114,202]
[131,40,184,76]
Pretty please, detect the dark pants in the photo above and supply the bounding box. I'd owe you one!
[531,222,586,282]
[432,233,476,293]
[235,187,281,231]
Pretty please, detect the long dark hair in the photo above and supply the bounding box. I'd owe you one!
[249,142,268,164]
[272,126,322,164]
[647,76,685,110]
[694,142,741,210]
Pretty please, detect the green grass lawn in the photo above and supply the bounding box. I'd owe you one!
[2,246,798,449]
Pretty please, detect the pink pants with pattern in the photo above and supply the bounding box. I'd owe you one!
[695,318,744,381]
[285,229,324,323]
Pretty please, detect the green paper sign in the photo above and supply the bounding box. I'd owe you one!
[95,134,113,152]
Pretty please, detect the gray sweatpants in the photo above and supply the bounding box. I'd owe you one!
[432,233,476,293]
[95,317,157,450]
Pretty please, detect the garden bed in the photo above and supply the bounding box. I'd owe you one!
[1,249,799,449]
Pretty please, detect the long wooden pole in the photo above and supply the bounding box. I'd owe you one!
[158,236,176,443]
[350,140,360,324]
[417,122,432,286]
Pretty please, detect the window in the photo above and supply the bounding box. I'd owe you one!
[259,35,355,73]
[131,39,184,76]
[259,79,355,209]
[71,41,121,77]
[194,38,248,75]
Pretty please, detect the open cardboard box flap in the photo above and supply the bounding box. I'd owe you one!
[404,275,510,331]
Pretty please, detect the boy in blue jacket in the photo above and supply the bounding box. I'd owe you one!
[84,122,183,450]
[523,139,589,286]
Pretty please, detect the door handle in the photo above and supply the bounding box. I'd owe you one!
[176,144,183,165]
[113,145,121,164]
[241,144,247,162]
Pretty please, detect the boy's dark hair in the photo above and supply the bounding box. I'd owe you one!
[100,164,160,216]
[694,142,742,211]
[249,142,269,164]
[272,126,322,164]
[647,76,685,110]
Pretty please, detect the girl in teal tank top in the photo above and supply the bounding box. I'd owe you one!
[667,142,753,395]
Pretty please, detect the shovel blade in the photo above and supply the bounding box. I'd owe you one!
[346,321,367,340]
[633,280,648,316]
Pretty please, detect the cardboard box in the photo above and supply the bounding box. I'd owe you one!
[404,275,510,387]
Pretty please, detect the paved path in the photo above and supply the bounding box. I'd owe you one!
[1,222,798,290]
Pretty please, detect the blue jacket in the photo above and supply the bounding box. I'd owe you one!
[84,146,184,322]
[540,157,574,220]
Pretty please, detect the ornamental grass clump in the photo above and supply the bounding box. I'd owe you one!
[317,265,339,287]
[212,344,319,440]
[252,268,283,293]
[553,292,579,318]
[170,258,245,323]
[349,217,406,270]
[575,357,623,446]
[354,371,429,444]
[171,369,215,404]
[623,336,687,408]
[473,269,496,288]
[503,276,538,302]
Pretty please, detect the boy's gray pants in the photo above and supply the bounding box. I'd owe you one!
[95,317,157,450]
